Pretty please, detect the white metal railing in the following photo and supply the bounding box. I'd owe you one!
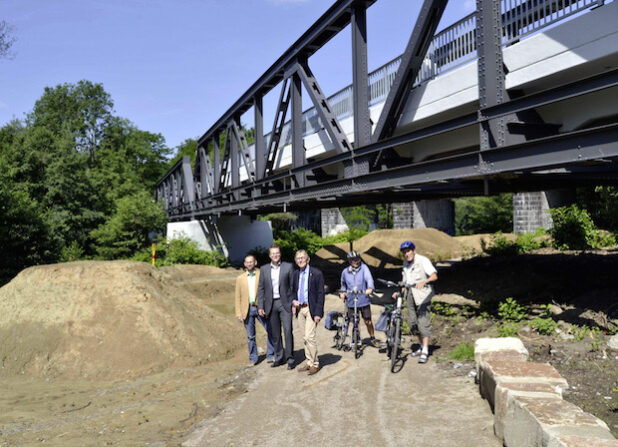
[260,0,603,151]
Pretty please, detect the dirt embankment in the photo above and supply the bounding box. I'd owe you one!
[0,261,244,380]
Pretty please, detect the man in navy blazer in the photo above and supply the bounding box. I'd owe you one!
[258,245,296,369]
[291,249,325,375]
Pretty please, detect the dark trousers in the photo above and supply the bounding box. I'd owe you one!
[269,298,294,365]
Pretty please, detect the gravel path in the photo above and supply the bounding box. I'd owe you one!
[183,295,500,447]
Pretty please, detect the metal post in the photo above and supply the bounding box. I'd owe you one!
[213,134,220,192]
[231,122,240,190]
[291,71,305,188]
[351,3,371,150]
[476,0,507,150]
[254,96,265,181]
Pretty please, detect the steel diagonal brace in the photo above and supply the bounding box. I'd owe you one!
[371,0,448,144]
[218,128,231,192]
[230,121,256,181]
[197,145,215,196]
[293,62,351,154]
[264,78,291,178]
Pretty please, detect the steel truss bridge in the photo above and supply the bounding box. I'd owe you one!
[157,0,618,221]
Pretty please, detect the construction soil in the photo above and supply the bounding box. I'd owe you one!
[0,230,616,445]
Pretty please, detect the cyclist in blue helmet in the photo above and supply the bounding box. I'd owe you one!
[393,241,438,363]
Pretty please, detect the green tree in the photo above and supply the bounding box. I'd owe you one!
[341,206,374,231]
[28,80,113,163]
[169,138,198,168]
[91,191,167,259]
[455,194,512,235]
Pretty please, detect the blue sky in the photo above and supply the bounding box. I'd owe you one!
[1,0,475,150]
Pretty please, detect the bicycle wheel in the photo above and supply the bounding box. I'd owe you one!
[335,324,345,350]
[352,325,360,359]
[385,320,393,359]
[390,317,401,372]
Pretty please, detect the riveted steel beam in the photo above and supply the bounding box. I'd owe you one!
[371,0,448,143]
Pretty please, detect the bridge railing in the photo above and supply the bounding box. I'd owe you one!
[263,0,602,151]
[158,0,609,216]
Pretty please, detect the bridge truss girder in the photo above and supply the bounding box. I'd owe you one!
[156,0,618,221]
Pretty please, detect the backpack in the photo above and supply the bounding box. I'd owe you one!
[375,308,392,332]
[324,311,342,330]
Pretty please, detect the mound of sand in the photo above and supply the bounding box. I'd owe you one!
[315,228,466,269]
[0,261,244,380]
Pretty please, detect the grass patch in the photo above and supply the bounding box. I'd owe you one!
[448,342,475,361]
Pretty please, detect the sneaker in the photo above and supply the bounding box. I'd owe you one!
[411,347,422,357]
[418,352,429,364]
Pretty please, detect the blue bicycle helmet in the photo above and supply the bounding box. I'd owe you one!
[399,241,415,251]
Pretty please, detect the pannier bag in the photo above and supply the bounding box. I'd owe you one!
[375,308,392,332]
[324,311,342,330]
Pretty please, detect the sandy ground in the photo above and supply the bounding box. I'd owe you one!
[182,295,500,447]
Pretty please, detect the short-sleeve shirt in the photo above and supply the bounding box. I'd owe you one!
[402,253,437,306]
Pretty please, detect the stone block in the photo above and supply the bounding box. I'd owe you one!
[483,360,568,410]
[503,396,614,447]
[548,435,618,447]
[494,382,562,440]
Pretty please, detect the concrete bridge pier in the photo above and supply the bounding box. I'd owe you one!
[166,215,273,264]
[512,189,575,234]
[321,208,349,237]
[393,200,455,235]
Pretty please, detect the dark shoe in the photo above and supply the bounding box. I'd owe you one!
[308,366,319,375]
[271,360,283,368]
[287,362,295,370]
[297,363,310,372]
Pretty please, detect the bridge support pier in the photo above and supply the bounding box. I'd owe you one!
[166,216,273,264]
[393,200,455,235]
[321,208,349,238]
[512,189,575,234]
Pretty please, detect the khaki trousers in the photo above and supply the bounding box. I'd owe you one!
[298,306,319,367]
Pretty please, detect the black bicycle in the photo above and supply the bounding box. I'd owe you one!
[333,311,347,351]
[378,279,414,372]
[338,287,363,359]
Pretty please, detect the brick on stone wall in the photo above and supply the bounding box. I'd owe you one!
[503,396,614,447]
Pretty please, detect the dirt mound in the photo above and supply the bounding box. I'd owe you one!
[0,261,244,380]
[315,228,465,269]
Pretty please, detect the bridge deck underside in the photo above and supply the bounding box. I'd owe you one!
[156,0,618,221]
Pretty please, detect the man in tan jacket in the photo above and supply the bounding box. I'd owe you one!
[235,254,275,365]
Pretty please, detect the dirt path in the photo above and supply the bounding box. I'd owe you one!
[183,295,500,447]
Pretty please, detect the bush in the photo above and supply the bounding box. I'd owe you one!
[275,228,368,260]
[549,205,616,250]
[484,229,548,256]
[498,297,527,322]
[131,236,228,268]
[164,237,228,267]
[448,342,475,361]
[497,322,520,337]
[258,212,298,236]
[530,317,557,335]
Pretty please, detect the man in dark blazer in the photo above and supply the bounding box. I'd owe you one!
[258,244,296,369]
[291,249,325,375]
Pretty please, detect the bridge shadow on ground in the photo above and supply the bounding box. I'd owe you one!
[315,248,618,328]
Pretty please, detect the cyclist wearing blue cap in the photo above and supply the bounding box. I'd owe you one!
[393,241,437,363]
